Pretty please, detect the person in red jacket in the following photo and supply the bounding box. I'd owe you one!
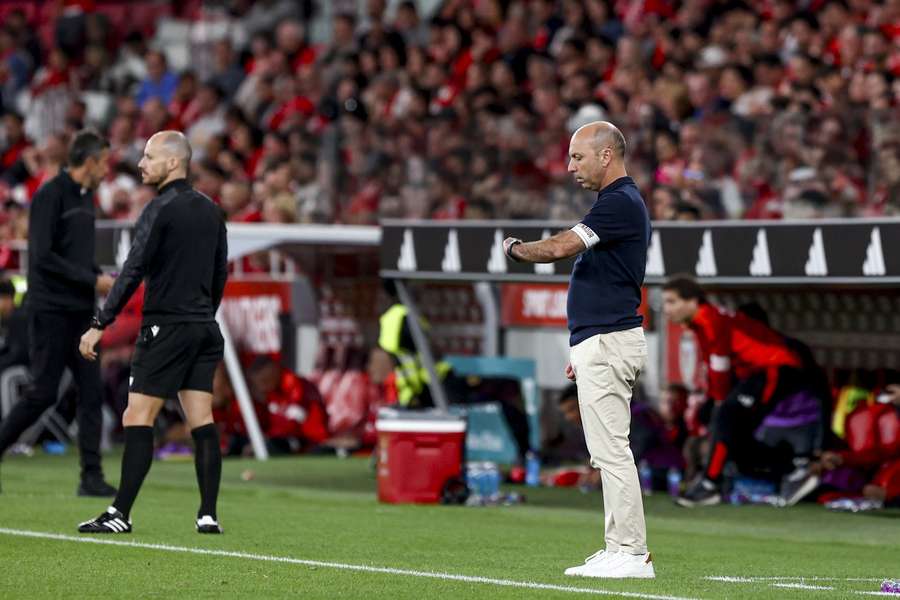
[662,276,809,507]
[248,356,329,454]
[211,359,330,456]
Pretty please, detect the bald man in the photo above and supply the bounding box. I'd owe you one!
[503,122,654,578]
[77,131,229,535]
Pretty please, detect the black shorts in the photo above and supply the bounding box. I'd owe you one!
[129,321,224,399]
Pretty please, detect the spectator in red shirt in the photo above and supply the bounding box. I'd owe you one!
[166,72,198,129]
[220,180,254,221]
[0,113,29,177]
[275,20,317,73]
[662,276,810,507]
[136,98,178,142]
[14,132,67,203]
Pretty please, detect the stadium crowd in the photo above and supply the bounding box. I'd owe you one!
[0,0,897,254]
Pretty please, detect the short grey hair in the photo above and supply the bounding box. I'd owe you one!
[593,126,626,159]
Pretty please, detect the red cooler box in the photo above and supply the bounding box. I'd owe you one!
[376,408,467,504]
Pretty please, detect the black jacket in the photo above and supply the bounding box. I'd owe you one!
[26,170,100,313]
[96,179,228,328]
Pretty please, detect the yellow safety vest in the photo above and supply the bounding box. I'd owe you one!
[10,274,26,306]
[378,303,451,407]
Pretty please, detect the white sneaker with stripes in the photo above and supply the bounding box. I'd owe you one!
[78,506,132,534]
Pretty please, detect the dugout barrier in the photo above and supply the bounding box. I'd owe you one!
[379,218,900,397]
[14,218,899,460]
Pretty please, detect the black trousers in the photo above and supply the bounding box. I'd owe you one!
[707,367,804,480]
[0,310,104,477]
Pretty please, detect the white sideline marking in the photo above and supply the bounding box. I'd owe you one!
[855,592,897,597]
[773,583,834,591]
[0,528,696,600]
[706,576,885,583]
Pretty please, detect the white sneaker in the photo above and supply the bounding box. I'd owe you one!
[564,550,617,576]
[565,552,655,579]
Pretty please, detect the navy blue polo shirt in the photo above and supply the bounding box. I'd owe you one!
[566,176,651,346]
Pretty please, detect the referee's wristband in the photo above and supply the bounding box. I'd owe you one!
[90,316,106,330]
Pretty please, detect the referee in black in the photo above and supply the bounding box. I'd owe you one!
[77,130,228,534]
[0,130,116,497]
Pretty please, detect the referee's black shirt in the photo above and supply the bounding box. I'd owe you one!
[96,179,228,328]
[27,169,100,313]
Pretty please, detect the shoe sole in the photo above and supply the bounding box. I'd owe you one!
[565,570,656,579]
[77,529,131,534]
[675,494,722,508]
[197,527,223,534]
[784,477,820,506]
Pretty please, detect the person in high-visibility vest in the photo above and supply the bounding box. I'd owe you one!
[9,273,27,307]
[376,281,533,462]
[377,293,450,409]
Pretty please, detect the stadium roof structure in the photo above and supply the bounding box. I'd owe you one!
[225,223,381,261]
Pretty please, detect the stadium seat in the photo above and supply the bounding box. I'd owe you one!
[846,406,880,454]
[325,370,370,434]
[877,407,899,448]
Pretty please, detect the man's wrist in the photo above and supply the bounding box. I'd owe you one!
[505,239,523,262]
[90,316,106,330]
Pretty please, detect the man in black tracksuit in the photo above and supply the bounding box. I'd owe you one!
[77,130,228,535]
[0,130,116,497]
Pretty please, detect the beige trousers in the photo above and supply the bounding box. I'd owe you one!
[570,326,648,555]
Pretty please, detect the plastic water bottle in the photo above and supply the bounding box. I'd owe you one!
[639,460,653,495]
[749,492,786,507]
[42,441,67,455]
[483,462,501,500]
[666,468,682,497]
[728,490,746,505]
[466,462,484,502]
[525,451,540,487]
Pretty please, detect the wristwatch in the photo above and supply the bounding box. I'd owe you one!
[90,316,106,330]
[505,238,523,262]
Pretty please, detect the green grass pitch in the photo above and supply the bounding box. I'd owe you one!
[0,451,897,599]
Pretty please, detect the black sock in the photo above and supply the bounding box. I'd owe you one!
[192,424,221,520]
[112,426,154,519]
